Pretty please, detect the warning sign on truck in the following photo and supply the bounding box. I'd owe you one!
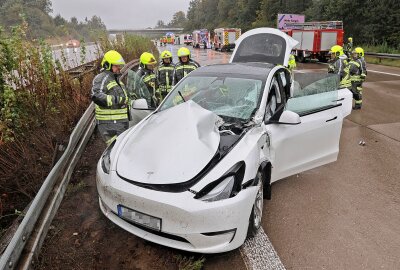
[277,14,305,30]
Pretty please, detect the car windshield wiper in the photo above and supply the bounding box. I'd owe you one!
[178,90,186,102]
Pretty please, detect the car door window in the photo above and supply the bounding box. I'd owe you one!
[286,73,339,116]
[265,72,287,121]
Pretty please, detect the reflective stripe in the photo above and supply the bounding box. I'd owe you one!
[159,66,174,71]
[106,95,113,106]
[106,135,118,146]
[176,65,196,71]
[107,82,119,90]
[143,74,156,83]
[95,105,128,121]
[166,71,170,87]
[96,114,128,121]
[95,107,127,115]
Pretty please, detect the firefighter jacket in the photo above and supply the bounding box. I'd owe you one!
[328,55,350,87]
[136,67,160,108]
[157,62,175,95]
[357,57,367,81]
[172,60,200,85]
[348,60,363,83]
[91,70,129,123]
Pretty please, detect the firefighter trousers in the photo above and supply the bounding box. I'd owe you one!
[97,121,129,146]
[350,81,363,107]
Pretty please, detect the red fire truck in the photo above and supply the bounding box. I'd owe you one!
[213,28,241,52]
[282,21,344,62]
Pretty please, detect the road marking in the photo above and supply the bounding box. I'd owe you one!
[367,69,400,77]
[240,228,286,270]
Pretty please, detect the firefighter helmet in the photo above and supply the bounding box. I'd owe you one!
[140,52,157,66]
[354,47,364,57]
[329,45,344,57]
[348,37,353,42]
[352,47,363,59]
[177,47,191,58]
[101,50,125,70]
[161,50,173,59]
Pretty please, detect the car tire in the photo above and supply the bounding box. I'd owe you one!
[247,170,264,238]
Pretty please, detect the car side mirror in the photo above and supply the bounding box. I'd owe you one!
[131,99,148,110]
[268,110,301,125]
[278,110,301,125]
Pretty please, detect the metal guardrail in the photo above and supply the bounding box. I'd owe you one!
[365,52,400,60]
[0,104,96,270]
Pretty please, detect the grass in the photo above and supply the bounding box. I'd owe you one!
[173,255,205,270]
[360,43,400,68]
[66,181,88,195]
[365,56,400,68]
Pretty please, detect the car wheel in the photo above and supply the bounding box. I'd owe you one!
[247,170,264,238]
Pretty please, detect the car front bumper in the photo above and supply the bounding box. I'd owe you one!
[96,163,258,253]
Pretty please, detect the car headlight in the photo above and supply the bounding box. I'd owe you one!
[195,162,245,202]
[101,141,116,174]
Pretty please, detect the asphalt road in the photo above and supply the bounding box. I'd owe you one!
[263,62,400,269]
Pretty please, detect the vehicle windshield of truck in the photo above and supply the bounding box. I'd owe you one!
[232,33,286,65]
[159,75,264,122]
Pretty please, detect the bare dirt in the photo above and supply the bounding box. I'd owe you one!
[36,132,245,270]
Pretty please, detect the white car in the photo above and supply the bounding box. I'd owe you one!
[96,28,352,253]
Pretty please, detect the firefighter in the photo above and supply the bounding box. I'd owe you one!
[355,46,367,81]
[288,53,297,72]
[173,47,200,85]
[157,50,175,100]
[344,37,353,58]
[91,50,129,145]
[347,48,365,109]
[136,52,160,108]
[328,45,349,87]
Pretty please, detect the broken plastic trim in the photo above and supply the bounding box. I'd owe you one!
[194,161,246,200]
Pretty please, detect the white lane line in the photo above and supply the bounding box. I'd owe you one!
[368,69,400,77]
[240,228,286,270]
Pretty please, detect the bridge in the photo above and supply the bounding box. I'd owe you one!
[108,28,185,38]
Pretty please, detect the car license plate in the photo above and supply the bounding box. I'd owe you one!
[117,205,161,232]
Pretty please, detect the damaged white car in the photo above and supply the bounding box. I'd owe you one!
[96,28,352,253]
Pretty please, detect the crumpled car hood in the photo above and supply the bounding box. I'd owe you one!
[116,101,221,184]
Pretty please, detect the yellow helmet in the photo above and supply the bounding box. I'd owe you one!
[177,47,191,58]
[348,37,353,42]
[140,52,157,66]
[161,50,173,59]
[101,50,125,70]
[329,45,344,57]
[354,47,364,57]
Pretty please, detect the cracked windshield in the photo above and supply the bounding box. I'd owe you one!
[160,75,264,121]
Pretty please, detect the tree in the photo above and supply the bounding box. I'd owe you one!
[168,11,187,27]
[155,20,166,28]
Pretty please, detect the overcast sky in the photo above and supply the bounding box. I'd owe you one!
[51,0,191,29]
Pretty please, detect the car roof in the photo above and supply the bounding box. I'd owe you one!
[190,62,275,80]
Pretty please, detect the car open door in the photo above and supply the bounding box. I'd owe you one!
[230,28,298,67]
[264,72,352,183]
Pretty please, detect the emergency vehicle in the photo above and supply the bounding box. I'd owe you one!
[160,36,167,46]
[213,28,241,51]
[183,34,193,45]
[192,29,211,49]
[282,21,344,62]
[166,32,175,44]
